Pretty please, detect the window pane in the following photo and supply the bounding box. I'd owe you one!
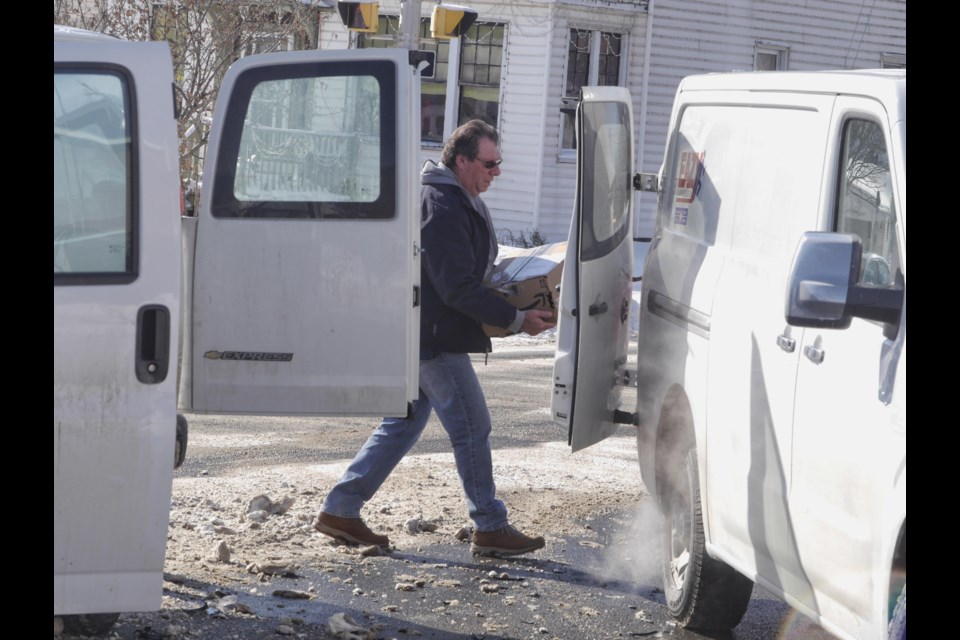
[459,86,499,127]
[212,61,397,220]
[566,29,591,97]
[462,43,476,65]
[563,30,624,152]
[435,60,449,79]
[562,111,576,150]
[581,101,631,260]
[458,23,504,127]
[54,71,133,275]
[421,84,446,144]
[755,52,778,71]
[434,40,450,79]
[837,119,902,287]
[597,32,622,86]
[236,76,380,203]
[356,15,397,49]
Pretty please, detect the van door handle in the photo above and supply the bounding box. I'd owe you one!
[803,344,825,365]
[589,301,608,316]
[776,334,795,353]
[136,305,171,384]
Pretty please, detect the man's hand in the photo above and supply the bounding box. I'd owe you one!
[520,309,557,336]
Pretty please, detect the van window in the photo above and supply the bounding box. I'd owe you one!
[54,69,134,280]
[659,106,717,246]
[579,100,631,261]
[836,119,902,287]
[660,103,830,251]
[211,61,396,220]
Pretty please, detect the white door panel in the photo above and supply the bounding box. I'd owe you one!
[185,50,419,416]
[553,87,634,452]
[789,97,906,636]
[54,39,181,614]
[695,96,834,594]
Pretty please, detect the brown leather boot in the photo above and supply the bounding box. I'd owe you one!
[471,524,545,556]
[315,512,389,547]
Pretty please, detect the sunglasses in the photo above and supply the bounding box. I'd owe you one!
[474,157,503,169]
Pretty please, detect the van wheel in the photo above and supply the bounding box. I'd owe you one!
[660,447,753,630]
[59,612,120,636]
[888,583,906,640]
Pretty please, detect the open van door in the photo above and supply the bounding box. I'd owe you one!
[552,87,634,451]
[181,49,420,416]
[54,36,181,615]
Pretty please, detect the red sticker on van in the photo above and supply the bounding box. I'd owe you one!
[675,151,704,204]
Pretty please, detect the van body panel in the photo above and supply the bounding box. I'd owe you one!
[628,70,905,640]
[552,87,634,451]
[697,95,835,597]
[54,37,421,619]
[54,38,181,615]
[184,49,419,416]
[787,95,906,637]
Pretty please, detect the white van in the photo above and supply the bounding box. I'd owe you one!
[553,71,905,640]
[54,27,182,633]
[55,27,421,631]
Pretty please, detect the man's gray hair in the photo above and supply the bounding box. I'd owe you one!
[441,119,500,167]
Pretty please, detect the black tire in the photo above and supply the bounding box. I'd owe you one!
[660,447,753,630]
[59,612,120,636]
[174,413,189,469]
[888,583,905,640]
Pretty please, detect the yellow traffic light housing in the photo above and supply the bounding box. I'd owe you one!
[336,1,379,33]
[431,4,478,39]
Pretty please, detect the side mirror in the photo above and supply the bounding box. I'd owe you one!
[785,232,903,329]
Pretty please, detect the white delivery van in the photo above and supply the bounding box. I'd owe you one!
[553,71,905,640]
[54,26,421,632]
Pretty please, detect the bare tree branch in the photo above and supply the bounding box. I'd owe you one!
[55,0,323,193]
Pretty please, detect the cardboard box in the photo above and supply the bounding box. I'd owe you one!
[482,241,566,337]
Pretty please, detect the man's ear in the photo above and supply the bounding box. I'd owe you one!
[452,154,467,176]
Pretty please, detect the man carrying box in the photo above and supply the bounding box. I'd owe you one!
[316,120,555,556]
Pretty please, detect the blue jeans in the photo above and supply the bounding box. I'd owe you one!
[321,351,509,532]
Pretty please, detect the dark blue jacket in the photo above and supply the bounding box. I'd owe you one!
[419,161,518,353]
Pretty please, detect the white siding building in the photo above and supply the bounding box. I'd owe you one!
[318,0,905,241]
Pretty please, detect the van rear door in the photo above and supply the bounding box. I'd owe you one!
[552,87,634,451]
[54,38,180,615]
[182,49,419,416]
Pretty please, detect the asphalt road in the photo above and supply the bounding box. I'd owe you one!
[157,343,837,640]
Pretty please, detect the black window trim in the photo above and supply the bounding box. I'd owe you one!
[578,100,632,263]
[54,62,140,287]
[210,59,398,221]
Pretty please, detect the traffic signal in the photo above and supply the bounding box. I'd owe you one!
[430,4,478,39]
[336,2,379,33]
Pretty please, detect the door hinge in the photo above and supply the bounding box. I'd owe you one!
[413,285,421,308]
[633,173,659,192]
